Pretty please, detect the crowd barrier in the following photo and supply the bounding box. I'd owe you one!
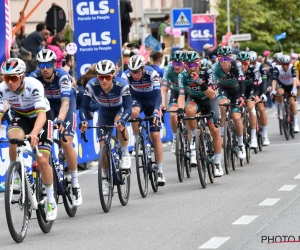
[0,111,172,183]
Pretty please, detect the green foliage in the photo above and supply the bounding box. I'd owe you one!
[216,0,300,52]
[64,24,73,44]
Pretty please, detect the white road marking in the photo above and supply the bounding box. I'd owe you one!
[259,198,280,206]
[199,237,230,249]
[278,185,297,191]
[232,215,258,225]
[294,174,300,179]
[268,142,300,147]
[0,197,4,201]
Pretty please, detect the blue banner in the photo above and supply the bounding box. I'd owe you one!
[73,0,122,77]
[0,0,11,64]
[274,32,286,42]
[0,111,172,183]
[188,22,215,52]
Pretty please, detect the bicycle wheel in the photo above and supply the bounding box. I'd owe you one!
[176,128,185,182]
[62,169,77,217]
[257,112,263,151]
[231,132,237,171]
[5,162,29,243]
[184,139,191,178]
[135,135,148,198]
[290,111,295,139]
[149,147,158,192]
[223,121,230,174]
[278,106,283,135]
[282,105,290,140]
[205,132,214,184]
[195,130,208,188]
[98,144,113,213]
[246,143,251,163]
[117,167,131,206]
[36,166,57,233]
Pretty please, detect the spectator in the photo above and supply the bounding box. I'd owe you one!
[64,54,75,77]
[180,47,188,52]
[47,34,67,68]
[231,42,241,55]
[203,43,213,57]
[25,59,38,76]
[151,52,164,78]
[23,23,46,57]
[12,24,32,60]
[157,14,171,41]
[120,0,133,45]
[257,55,263,63]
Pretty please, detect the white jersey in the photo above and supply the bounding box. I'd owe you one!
[273,64,297,86]
[0,77,50,118]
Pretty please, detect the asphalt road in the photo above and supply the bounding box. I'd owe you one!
[1,108,300,250]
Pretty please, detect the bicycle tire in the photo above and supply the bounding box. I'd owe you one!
[117,168,131,206]
[176,128,185,182]
[290,110,295,139]
[5,162,29,243]
[36,166,57,233]
[149,147,158,192]
[62,168,77,217]
[223,121,230,174]
[282,104,290,140]
[195,130,207,188]
[135,135,148,198]
[231,132,237,171]
[257,112,263,151]
[98,144,113,213]
[205,132,214,183]
[184,139,191,178]
[246,142,251,163]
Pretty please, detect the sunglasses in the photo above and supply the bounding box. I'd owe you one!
[241,61,250,66]
[219,56,232,63]
[185,62,198,69]
[172,61,184,67]
[3,74,21,83]
[282,63,290,67]
[97,75,112,81]
[130,69,142,75]
[38,62,54,69]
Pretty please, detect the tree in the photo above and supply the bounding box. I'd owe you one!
[215,0,300,53]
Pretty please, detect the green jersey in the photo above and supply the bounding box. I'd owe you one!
[162,64,185,92]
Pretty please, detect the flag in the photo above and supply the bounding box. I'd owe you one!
[0,0,11,64]
[274,32,286,42]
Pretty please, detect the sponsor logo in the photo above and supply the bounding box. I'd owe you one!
[78,32,111,46]
[76,1,109,16]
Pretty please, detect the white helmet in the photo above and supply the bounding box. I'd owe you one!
[1,58,26,75]
[36,49,57,62]
[128,55,145,70]
[280,55,291,64]
[95,60,115,74]
[248,51,258,63]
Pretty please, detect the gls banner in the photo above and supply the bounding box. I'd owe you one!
[0,0,11,64]
[73,0,122,77]
[188,14,216,52]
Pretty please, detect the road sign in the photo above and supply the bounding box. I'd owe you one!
[171,8,193,29]
[229,33,252,42]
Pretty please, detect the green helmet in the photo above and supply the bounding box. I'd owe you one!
[171,50,184,62]
[183,51,200,63]
[237,51,250,61]
[217,46,232,56]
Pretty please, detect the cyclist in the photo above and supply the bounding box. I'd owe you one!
[161,50,186,153]
[271,55,299,132]
[0,58,57,221]
[122,55,166,185]
[177,51,223,176]
[79,60,132,192]
[30,49,82,207]
[248,51,270,145]
[213,46,246,159]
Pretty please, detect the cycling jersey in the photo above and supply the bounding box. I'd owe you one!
[294,60,300,76]
[122,65,161,111]
[30,68,74,107]
[178,67,215,100]
[243,65,260,97]
[162,64,185,92]
[273,65,297,86]
[79,76,131,123]
[254,62,268,95]
[0,77,50,118]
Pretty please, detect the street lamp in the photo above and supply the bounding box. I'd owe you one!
[227,0,230,32]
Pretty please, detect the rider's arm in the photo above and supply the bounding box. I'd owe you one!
[291,66,298,88]
[31,84,47,135]
[151,71,162,112]
[252,66,261,96]
[79,84,93,121]
[271,66,279,91]
[0,85,6,123]
[119,83,132,123]
[161,66,170,108]
[58,73,72,121]
[236,61,246,97]
[177,72,186,109]
[202,68,217,100]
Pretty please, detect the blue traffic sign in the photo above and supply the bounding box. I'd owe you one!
[171,8,193,29]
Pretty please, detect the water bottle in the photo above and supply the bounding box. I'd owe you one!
[146,140,151,158]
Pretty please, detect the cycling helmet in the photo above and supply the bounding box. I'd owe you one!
[237,51,250,61]
[128,55,145,70]
[183,51,200,63]
[95,60,115,75]
[36,49,57,63]
[280,55,291,64]
[171,50,184,62]
[273,52,282,62]
[217,46,232,56]
[201,58,209,67]
[1,58,26,75]
[248,51,258,63]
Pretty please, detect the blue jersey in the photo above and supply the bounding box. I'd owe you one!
[151,65,164,78]
[122,65,161,110]
[30,68,74,107]
[79,77,132,123]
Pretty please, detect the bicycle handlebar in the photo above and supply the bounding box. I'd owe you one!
[127,116,154,123]
[53,126,67,143]
[183,111,219,128]
[81,125,127,143]
[0,138,42,157]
